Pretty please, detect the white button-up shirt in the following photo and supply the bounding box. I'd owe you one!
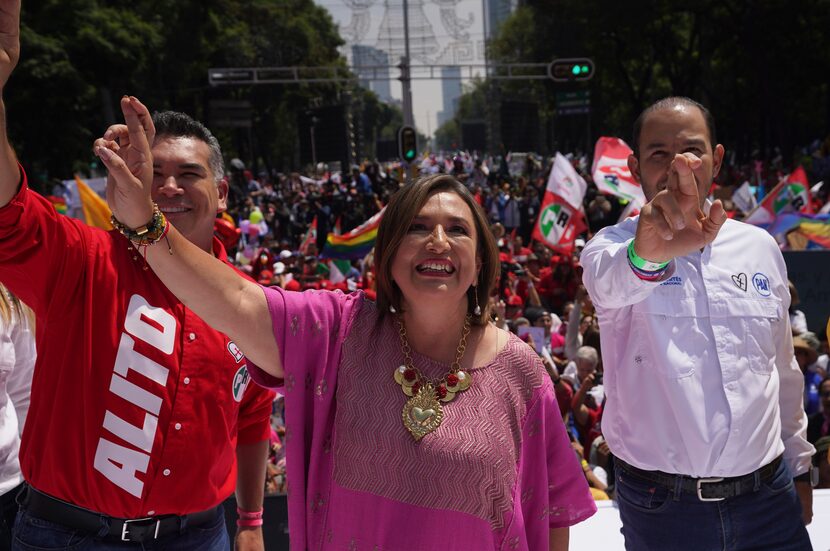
[0,300,35,495]
[581,215,813,478]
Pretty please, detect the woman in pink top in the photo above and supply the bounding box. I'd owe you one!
[97,98,596,550]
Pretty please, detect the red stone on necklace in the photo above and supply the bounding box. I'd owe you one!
[403,368,417,382]
[446,373,459,387]
[437,385,448,399]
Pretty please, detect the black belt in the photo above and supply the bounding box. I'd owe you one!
[18,484,220,543]
[616,455,783,501]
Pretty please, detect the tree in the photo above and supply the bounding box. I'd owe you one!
[7,0,353,190]
[445,0,830,162]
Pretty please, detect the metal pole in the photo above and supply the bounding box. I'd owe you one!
[310,123,317,168]
[401,0,414,128]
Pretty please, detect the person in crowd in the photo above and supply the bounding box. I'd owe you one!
[789,281,808,336]
[565,286,597,361]
[581,96,813,550]
[796,333,824,416]
[812,436,830,489]
[0,286,35,551]
[96,96,596,549]
[564,346,603,454]
[0,7,274,548]
[571,437,609,500]
[537,257,580,315]
[807,376,830,444]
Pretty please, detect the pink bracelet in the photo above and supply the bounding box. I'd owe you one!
[236,518,264,528]
[236,507,264,520]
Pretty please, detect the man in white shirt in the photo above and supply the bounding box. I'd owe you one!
[581,97,813,551]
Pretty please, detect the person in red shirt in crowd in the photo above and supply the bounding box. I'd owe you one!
[536,256,581,315]
[0,7,274,548]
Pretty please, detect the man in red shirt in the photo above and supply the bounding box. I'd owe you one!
[0,5,274,549]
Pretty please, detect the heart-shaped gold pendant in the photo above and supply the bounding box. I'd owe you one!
[402,384,444,441]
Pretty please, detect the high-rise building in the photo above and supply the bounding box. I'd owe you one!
[436,66,462,127]
[351,44,393,103]
[484,0,517,40]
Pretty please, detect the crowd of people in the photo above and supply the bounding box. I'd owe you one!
[226,150,830,513]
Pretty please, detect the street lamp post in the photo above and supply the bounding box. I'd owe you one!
[310,115,318,168]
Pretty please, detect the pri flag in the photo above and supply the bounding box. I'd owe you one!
[532,200,587,253]
[744,167,812,226]
[547,153,587,209]
[591,137,646,204]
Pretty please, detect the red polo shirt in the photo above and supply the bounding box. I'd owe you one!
[0,170,274,518]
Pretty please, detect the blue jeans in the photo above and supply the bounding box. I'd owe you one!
[615,459,812,551]
[11,506,229,551]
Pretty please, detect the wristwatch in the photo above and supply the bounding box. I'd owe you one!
[794,466,818,488]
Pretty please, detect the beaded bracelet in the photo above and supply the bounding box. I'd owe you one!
[110,203,167,246]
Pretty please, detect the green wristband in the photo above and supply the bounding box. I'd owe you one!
[627,240,669,272]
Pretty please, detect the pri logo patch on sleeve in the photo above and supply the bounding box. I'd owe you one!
[232,366,251,402]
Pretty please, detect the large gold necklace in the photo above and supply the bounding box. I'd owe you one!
[393,315,473,441]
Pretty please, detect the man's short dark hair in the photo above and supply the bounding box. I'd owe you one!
[152,111,224,183]
[631,97,717,158]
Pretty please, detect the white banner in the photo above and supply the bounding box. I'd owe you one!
[731,181,757,214]
[547,153,587,209]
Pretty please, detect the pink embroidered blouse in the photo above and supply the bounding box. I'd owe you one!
[247,286,595,550]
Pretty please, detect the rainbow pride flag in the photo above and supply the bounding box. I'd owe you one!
[321,207,385,260]
[768,212,830,249]
[47,196,68,215]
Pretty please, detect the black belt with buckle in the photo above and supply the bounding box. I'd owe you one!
[18,484,220,543]
[617,455,783,501]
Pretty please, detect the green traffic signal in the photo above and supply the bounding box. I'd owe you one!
[398,126,418,162]
[549,58,594,82]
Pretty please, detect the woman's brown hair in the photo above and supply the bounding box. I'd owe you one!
[374,174,499,325]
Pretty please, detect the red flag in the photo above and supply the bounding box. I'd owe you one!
[531,193,587,254]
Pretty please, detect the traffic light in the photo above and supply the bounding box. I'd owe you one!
[548,58,595,82]
[398,126,418,162]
